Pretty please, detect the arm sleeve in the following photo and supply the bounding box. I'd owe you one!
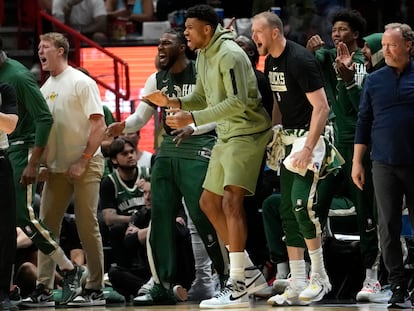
[190,122,216,135]
[124,72,157,132]
[124,101,155,133]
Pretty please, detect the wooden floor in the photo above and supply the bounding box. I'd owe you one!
[29,300,406,311]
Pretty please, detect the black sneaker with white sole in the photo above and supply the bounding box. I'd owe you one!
[67,289,106,307]
[19,284,55,308]
[388,285,411,309]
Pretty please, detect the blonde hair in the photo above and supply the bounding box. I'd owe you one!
[39,32,70,58]
[253,11,284,35]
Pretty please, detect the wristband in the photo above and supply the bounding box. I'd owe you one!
[82,152,93,160]
[304,145,312,152]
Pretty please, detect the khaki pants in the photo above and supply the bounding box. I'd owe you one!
[37,156,105,290]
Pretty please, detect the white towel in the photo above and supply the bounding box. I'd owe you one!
[283,136,326,176]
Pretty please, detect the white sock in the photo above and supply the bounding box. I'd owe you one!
[366,268,378,282]
[289,259,307,288]
[229,252,245,281]
[308,247,328,278]
[50,248,74,271]
[276,261,290,279]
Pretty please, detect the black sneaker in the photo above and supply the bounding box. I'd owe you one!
[67,289,106,307]
[61,264,89,304]
[19,284,55,308]
[388,285,411,309]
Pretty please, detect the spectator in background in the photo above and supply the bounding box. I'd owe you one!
[100,137,151,269]
[362,33,385,72]
[106,0,154,37]
[52,0,108,42]
[102,138,194,301]
[155,0,206,21]
[121,131,153,168]
[0,82,19,311]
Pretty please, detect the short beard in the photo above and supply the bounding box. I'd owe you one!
[118,164,137,172]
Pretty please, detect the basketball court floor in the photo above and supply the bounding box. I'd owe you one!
[27,300,402,311]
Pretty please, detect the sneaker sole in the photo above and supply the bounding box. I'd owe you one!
[388,301,412,309]
[267,295,310,306]
[299,286,331,302]
[67,300,106,307]
[356,292,371,302]
[19,301,55,308]
[199,301,249,309]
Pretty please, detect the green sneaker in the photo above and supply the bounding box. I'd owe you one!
[133,283,176,306]
[60,265,88,304]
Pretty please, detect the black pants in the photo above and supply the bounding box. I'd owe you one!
[372,161,414,288]
[0,153,17,293]
[108,222,195,298]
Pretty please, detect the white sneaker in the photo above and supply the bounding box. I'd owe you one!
[199,279,249,309]
[267,283,309,306]
[137,277,154,296]
[19,284,55,308]
[245,266,267,295]
[356,280,392,303]
[67,289,106,307]
[299,273,331,302]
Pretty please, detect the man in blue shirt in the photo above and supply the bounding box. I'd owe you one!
[352,22,414,309]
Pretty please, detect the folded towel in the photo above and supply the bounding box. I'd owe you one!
[283,136,326,176]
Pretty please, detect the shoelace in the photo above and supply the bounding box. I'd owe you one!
[215,281,245,298]
[215,285,233,298]
[309,273,322,286]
